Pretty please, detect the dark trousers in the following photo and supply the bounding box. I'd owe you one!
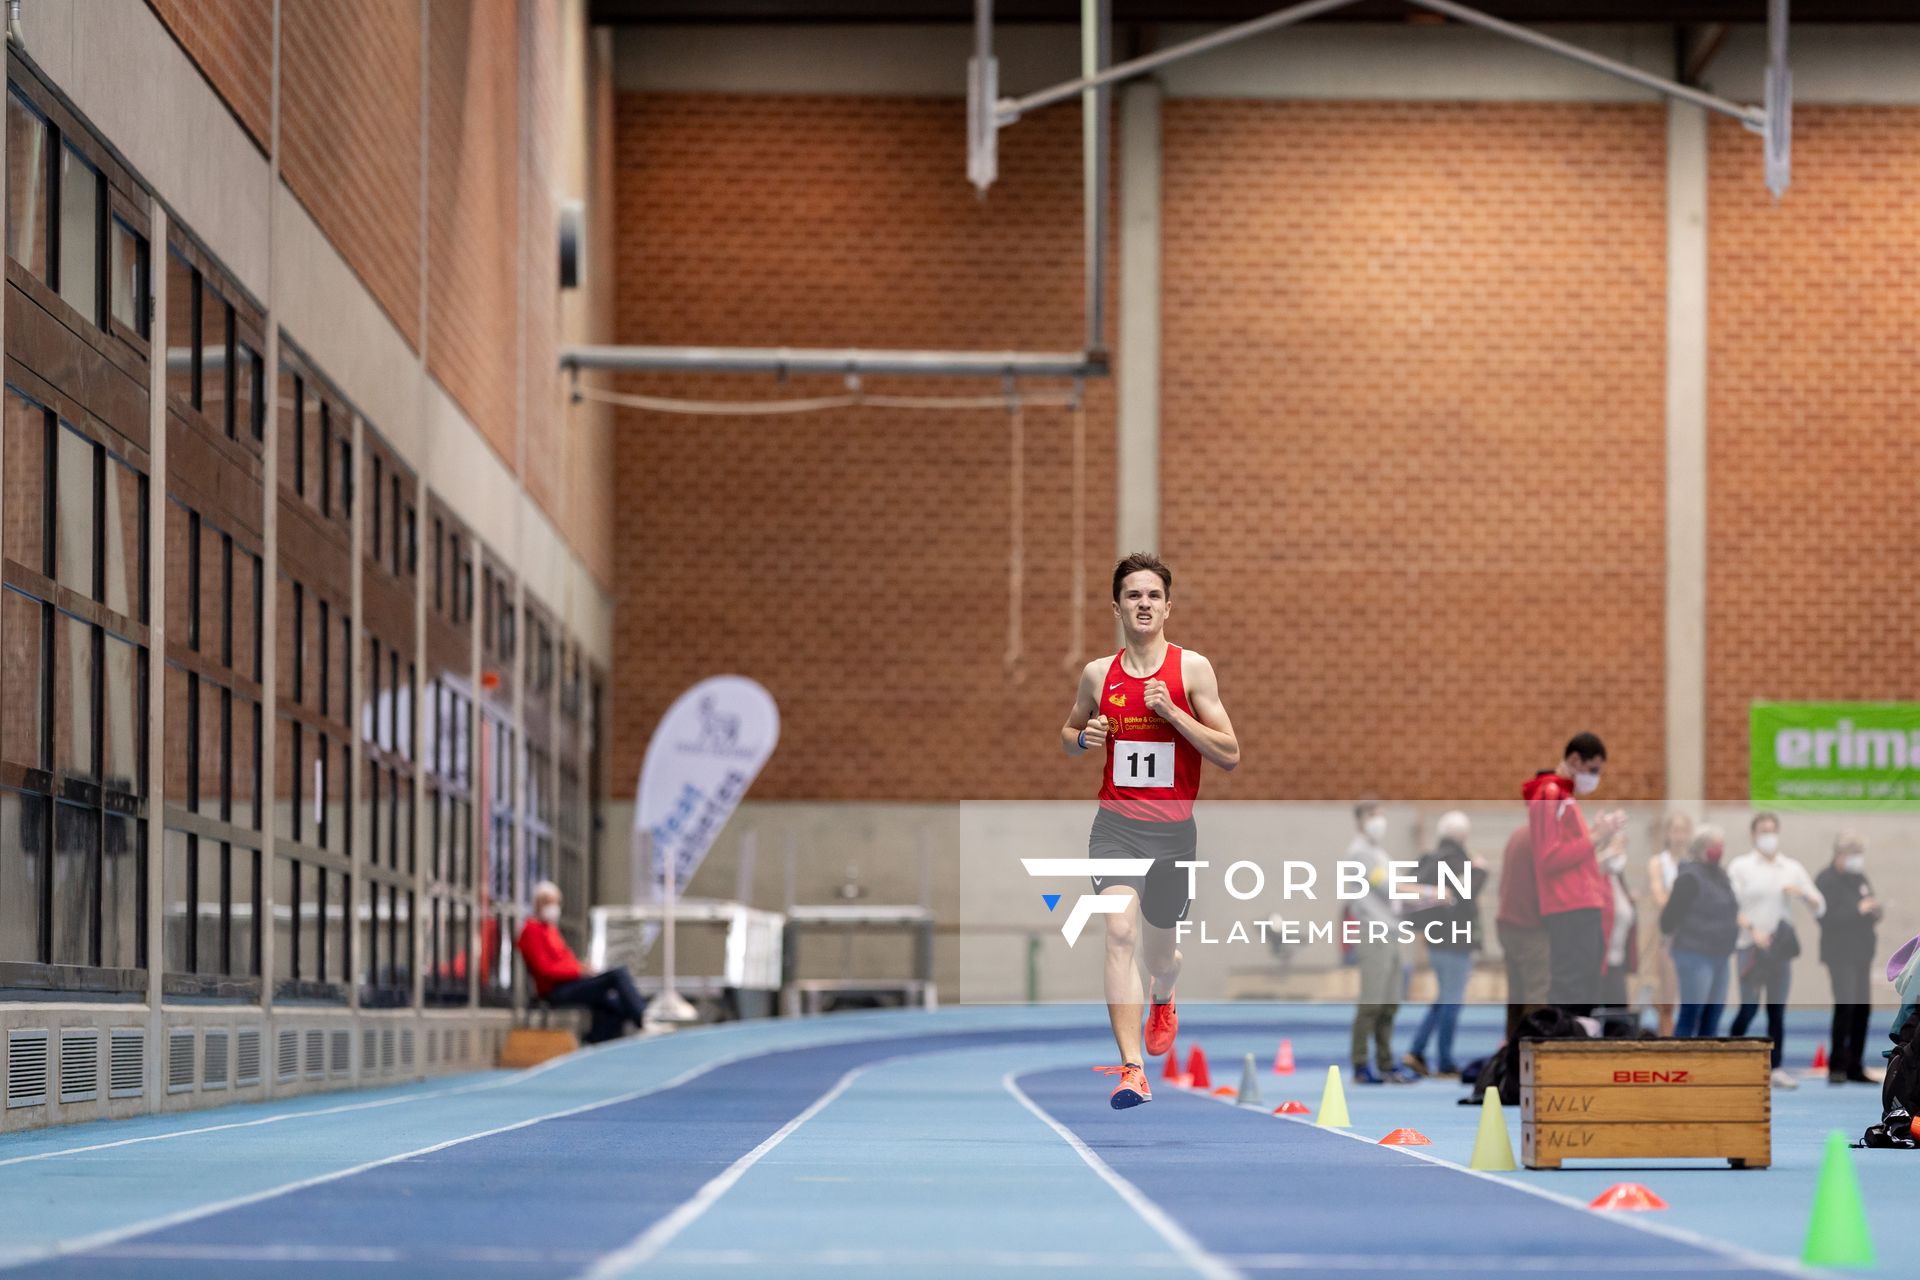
[1828,959,1874,1078]
[1543,907,1603,1017]
[547,968,649,1044]
[1730,946,1790,1069]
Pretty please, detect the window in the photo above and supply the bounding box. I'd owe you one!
[2,388,149,983]
[57,144,101,323]
[7,90,49,280]
[110,218,149,339]
[167,250,197,406]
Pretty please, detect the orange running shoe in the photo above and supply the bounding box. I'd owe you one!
[1096,1063,1152,1109]
[1144,993,1178,1059]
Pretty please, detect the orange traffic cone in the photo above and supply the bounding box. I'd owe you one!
[1590,1183,1668,1212]
[1161,1039,1187,1086]
[1186,1045,1212,1090]
[1812,1044,1829,1072]
[1273,1100,1312,1115]
[1378,1128,1433,1146]
[1212,1085,1237,1097]
[1272,1039,1296,1074]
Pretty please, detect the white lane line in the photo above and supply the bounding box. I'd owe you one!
[0,1033,626,1171]
[669,1247,1188,1269]
[0,1050,749,1274]
[579,1058,893,1279]
[1179,1085,1820,1280]
[1003,1072,1243,1280]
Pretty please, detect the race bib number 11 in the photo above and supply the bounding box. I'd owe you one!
[1113,740,1174,789]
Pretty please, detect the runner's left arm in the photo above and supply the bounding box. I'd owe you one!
[1144,652,1239,772]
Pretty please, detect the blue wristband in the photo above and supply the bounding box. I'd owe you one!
[1077,729,1088,751]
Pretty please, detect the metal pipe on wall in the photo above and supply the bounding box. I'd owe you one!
[560,345,1105,379]
[1082,0,1110,360]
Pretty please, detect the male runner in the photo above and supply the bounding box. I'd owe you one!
[1061,553,1239,1108]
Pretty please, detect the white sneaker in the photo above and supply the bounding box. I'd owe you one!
[1770,1068,1801,1090]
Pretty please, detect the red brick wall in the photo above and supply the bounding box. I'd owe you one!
[606,97,1672,801]
[522,0,563,516]
[146,0,272,150]
[609,95,1115,798]
[427,0,521,465]
[281,0,422,347]
[1160,101,1669,802]
[1704,108,1920,800]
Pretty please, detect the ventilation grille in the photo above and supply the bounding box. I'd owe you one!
[304,1029,324,1080]
[167,1029,196,1094]
[458,1029,470,1063]
[400,1029,414,1071]
[7,1030,49,1109]
[110,1029,145,1099]
[362,1028,376,1073]
[380,1028,395,1073]
[277,1029,299,1082]
[59,1030,99,1104]
[329,1029,350,1077]
[425,1029,436,1066]
[203,1029,230,1091]
[236,1029,262,1087]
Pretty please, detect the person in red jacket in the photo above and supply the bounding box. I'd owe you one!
[1523,732,1627,1017]
[516,881,649,1043]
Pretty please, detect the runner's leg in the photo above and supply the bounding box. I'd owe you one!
[1101,886,1147,1066]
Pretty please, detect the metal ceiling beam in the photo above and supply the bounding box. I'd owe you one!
[560,345,1106,378]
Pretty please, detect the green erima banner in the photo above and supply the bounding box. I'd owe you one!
[1750,701,1920,808]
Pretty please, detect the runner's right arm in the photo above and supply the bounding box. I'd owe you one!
[1060,659,1111,756]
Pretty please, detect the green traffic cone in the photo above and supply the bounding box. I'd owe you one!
[1802,1131,1875,1268]
[1470,1088,1516,1172]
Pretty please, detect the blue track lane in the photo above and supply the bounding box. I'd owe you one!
[1015,1065,1800,1280]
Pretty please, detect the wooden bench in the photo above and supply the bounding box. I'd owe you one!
[1521,1037,1771,1170]
[497,998,582,1069]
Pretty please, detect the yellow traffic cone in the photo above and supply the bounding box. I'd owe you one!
[1470,1088,1516,1171]
[1316,1063,1350,1128]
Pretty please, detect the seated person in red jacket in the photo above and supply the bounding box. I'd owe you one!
[517,881,649,1043]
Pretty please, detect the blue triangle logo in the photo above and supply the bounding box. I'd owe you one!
[1042,894,1061,912]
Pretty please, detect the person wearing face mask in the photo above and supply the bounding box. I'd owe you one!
[1349,799,1416,1084]
[1641,813,1692,1036]
[1660,826,1739,1037]
[1523,733,1628,1017]
[1597,830,1637,1015]
[1403,811,1481,1078]
[1815,832,1884,1085]
[1728,813,1826,1088]
[516,881,650,1043]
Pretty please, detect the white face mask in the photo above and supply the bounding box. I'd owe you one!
[539,903,561,925]
[1573,771,1600,797]
[1363,815,1388,843]
[1841,854,1865,875]
[1755,833,1780,857]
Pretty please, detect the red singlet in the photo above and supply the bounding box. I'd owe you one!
[1095,644,1202,823]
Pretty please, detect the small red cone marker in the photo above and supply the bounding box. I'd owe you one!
[1590,1183,1668,1212]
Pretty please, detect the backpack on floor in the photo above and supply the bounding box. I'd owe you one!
[1467,1007,1591,1107]
[1863,1005,1919,1150]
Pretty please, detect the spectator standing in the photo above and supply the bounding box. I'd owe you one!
[1662,827,1739,1037]
[1815,831,1883,1085]
[1524,733,1627,1017]
[1495,824,1549,1059]
[1641,812,1692,1036]
[1728,813,1826,1089]
[1348,800,1416,1084]
[1597,829,1637,1015]
[1403,811,1481,1078]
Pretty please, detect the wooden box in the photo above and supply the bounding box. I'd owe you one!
[499,1027,579,1069]
[1520,1038,1771,1169]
